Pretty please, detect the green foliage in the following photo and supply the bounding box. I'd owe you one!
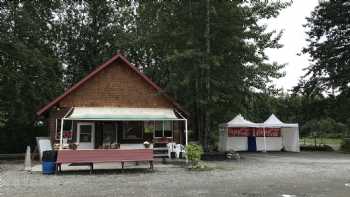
[130,1,290,148]
[301,118,349,138]
[57,0,135,86]
[298,0,350,95]
[186,144,204,165]
[5,0,350,154]
[300,144,334,152]
[340,138,350,153]
[0,0,64,153]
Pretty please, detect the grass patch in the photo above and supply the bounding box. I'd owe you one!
[300,138,342,145]
[187,161,213,171]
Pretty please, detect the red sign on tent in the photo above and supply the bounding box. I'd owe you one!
[228,128,253,137]
[228,127,281,137]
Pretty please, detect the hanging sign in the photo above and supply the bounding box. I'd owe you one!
[254,128,281,137]
[228,128,253,137]
[228,127,281,137]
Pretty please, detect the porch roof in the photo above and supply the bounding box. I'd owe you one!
[66,107,180,121]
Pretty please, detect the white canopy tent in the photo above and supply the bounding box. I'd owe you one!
[225,114,258,128]
[219,114,300,152]
[219,114,259,151]
[261,114,299,152]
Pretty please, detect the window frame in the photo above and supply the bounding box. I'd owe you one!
[55,119,73,140]
[122,121,144,140]
[153,121,173,139]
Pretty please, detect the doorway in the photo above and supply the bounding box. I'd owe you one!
[77,122,95,149]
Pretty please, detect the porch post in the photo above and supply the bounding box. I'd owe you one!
[263,127,267,152]
[60,118,64,150]
[59,107,74,150]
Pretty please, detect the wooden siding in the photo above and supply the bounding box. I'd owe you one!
[59,60,172,108]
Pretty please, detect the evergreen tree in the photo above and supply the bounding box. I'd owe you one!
[129,0,290,148]
[0,0,64,153]
[57,0,135,86]
[300,0,350,95]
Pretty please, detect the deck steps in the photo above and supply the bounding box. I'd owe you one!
[153,143,168,158]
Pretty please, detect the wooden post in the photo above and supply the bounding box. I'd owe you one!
[150,160,154,170]
[90,163,93,174]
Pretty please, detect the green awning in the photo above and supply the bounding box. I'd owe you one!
[66,107,179,120]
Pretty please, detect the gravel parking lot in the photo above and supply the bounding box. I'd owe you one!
[1,152,350,197]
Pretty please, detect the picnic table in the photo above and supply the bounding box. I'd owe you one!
[56,149,154,174]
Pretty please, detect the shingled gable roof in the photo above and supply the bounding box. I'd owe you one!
[36,53,187,116]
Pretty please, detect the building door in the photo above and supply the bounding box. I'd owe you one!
[77,122,95,149]
[247,136,257,152]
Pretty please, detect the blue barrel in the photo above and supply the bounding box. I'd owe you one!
[42,161,56,174]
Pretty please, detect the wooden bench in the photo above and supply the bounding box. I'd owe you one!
[56,149,154,174]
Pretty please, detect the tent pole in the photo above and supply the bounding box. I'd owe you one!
[263,127,267,153]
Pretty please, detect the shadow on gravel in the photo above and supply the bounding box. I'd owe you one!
[56,168,155,175]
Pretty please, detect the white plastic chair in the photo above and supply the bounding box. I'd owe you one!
[62,138,69,149]
[167,142,176,158]
[174,144,186,159]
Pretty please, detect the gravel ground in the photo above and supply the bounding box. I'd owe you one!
[1,152,350,197]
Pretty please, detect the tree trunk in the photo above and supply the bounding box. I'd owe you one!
[203,0,211,151]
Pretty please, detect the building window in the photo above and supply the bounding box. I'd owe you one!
[154,121,163,138]
[154,121,173,138]
[164,121,172,137]
[103,122,116,144]
[144,121,155,134]
[55,119,73,140]
[123,121,143,139]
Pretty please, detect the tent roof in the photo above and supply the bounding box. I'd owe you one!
[263,114,298,128]
[66,107,180,121]
[226,114,258,127]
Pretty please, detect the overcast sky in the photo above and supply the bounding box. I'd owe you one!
[266,0,320,91]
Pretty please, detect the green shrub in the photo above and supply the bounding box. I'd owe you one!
[300,144,334,152]
[186,144,204,165]
[340,138,350,153]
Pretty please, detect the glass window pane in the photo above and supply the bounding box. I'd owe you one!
[63,120,72,131]
[80,125,92,133]
[124,121,143,139]
[144,121,154,134]
[154,122,163,137]
[80,133,91,142]
[80,125,92,142]
[103,123,115,143]
[164,121,172,137]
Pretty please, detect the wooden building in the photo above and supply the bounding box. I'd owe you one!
[37,53,188,151]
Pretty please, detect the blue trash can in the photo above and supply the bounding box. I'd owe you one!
[42,161,56,174]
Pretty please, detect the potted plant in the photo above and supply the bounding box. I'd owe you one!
[143,141,151,148]
[69,143,78,150]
